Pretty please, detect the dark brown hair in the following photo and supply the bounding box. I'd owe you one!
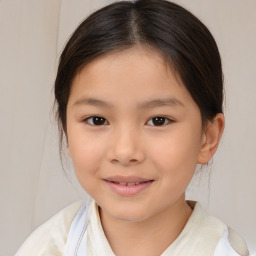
[55,0,223,147]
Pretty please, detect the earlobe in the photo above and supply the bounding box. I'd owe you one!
[197,113,225,164]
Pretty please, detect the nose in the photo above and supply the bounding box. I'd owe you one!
[108,125,145,166]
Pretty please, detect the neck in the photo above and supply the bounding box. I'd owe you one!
[99,195,192,256]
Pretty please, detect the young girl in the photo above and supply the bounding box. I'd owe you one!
[16,0,253,255]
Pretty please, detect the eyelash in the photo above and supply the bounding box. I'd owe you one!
[83,116,173,127]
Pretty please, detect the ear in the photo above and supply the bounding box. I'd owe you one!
[197,113,225,164]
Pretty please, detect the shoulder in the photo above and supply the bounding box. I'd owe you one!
[195,203,249,256]
[15,201,83,256]
[214,227,249,256]
[180,201,249,256]
[228,228,250,256]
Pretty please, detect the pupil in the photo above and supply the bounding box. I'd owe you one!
[153,117,165,126]
[93,117,105,125]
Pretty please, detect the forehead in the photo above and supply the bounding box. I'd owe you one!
[68,46,194,108]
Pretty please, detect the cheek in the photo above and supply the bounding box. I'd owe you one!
[67,130,105,181]
[149,126,202,182]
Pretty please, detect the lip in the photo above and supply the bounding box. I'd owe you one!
[103,176,154,196]
[104,175,152,183]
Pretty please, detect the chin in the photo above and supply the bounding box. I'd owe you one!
[112,211,149,223]
[102,201,153,223]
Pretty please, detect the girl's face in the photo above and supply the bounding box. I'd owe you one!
[66,46,207,222]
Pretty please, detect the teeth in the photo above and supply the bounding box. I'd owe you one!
[118,182,140,186]
[127,182,136,186]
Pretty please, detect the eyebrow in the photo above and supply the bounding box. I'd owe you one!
[138,98,184,109]
[73,97,184,109]
[73,98,114,108]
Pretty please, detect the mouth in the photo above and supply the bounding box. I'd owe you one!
[110,181,148,186]
[103,176,154,196]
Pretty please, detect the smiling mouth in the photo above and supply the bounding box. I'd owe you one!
[111,181,145,186]
[103,176,154,196]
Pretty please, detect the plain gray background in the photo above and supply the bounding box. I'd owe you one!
[0,0,255,255]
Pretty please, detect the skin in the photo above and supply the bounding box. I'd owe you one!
[66,46,224,255]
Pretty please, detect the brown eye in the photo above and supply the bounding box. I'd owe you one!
[85,116,108,126]
[147,117,171,126]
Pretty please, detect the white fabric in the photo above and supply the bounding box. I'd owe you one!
[15,201,252,256]
[214,228,246,256]
[16,200,252,256]
[86,202,115,256]
[15,201,83,256]
[64,200,251,256]
[64,201,90,256]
